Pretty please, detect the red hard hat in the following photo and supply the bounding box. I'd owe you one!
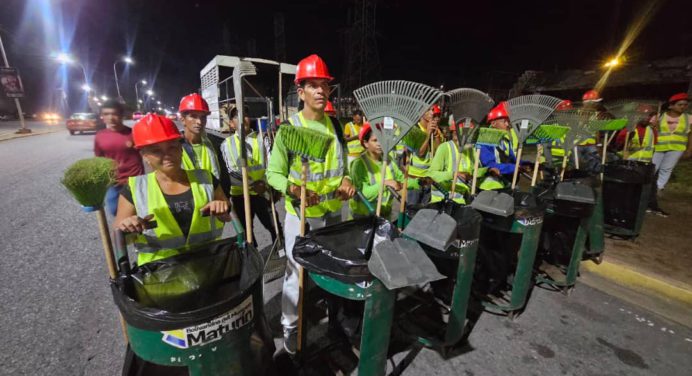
[133,114,181,149]
[669,92,689,103]
[431,104,442,115]
[556,99,573,111]
[294,54,334,84]
[359,122,372,146]
[582,90,602,102]
[450,120,475,131]
[325,101,336,115]
[487,101,509,122]
[178,93,210,114]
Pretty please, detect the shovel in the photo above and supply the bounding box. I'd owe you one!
[402,205,458,251]
[368,238,446,290]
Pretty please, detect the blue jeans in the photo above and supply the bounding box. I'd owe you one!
[105,185,123,217]
[652,151,684,190]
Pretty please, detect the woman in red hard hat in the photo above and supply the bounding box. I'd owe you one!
[652,92,691,199]
[179,93,221,179]
[114,114,231,266]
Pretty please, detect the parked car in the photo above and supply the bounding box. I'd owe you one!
[66,113,104,135]
[132,111,143,121]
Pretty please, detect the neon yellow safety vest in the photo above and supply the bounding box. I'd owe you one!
[128,169,224,266]
[181,137,221,179]
[431,141,472,204]
[220,132,265,196]
[349,155,397,216]
[409,122,434,177]
[285,112,345,217]
[344,121,365,156]
[655,113,689,152]
[620,126,655,162]
[550,135,567,158]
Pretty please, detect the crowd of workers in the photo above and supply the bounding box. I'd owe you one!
[90,54,690,356]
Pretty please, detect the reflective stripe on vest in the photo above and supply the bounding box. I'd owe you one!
[350,155,395,215]
[129,169,223,265]
[655,113,689,152]
[408,122,432,177]
[345,122,365,156]
[181,138,220,179]
[285,112,344,217]
[431,142,469,203]
[221,133,265,196]
[622,126,655,162]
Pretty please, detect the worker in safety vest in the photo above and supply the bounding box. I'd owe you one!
[613,105,668,217]
[221,106,281,244]
[115,114,228,266]
[349,123,417,219]
[266,54,355,355]
[407,104,445,205]
[425,120,475,203]
[652,92,691,193]
[179,93,221,179]
[343,109,366,165]
[479,102,529,190]
[325,100,337,117]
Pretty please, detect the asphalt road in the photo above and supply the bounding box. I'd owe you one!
[1,130,691,376]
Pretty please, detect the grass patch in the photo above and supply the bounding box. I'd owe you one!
[667,159,692,195]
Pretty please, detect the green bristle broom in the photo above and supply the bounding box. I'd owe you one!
[61,157,128,341]
[276,124,333,353]
[529,124,571,185]
[471,127,507,194]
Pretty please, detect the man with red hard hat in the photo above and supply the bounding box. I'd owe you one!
[406,103,444,206]
[578,89,607,174]
[652,92,691,195]
[179,93,221,179]
[325,100,337,117]
[478,101,529,190]
[266,54,355,354]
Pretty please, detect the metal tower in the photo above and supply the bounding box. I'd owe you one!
[343,0,380,94]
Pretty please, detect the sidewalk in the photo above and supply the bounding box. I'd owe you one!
[579,164,692,327]
[0,121,64,142]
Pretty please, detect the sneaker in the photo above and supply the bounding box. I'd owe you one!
[654,209,669,218]
[282,330,297,355]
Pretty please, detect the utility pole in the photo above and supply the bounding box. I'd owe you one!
[0,30,29,133]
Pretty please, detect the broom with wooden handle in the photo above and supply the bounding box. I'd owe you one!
[61,157,128,342]
[276,124,333,354]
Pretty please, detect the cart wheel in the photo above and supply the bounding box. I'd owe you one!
[562,286,574,296]
[592,254,604,265]
[508,311,518,321]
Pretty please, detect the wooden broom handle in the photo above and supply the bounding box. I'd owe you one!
[376,159,386,217]
[511,146,524,189]
[241,166,253,244]
[531,145,542,187]
[398,155,410,229]
[471,148,481,195]
[296,162,308,353]
[560,153,568,181]
[96,208,129,343]
[622,130,631,160]
[450,145,459,198]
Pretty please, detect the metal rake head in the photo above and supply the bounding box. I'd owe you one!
[233,60,258,159]
[446,88,495,125]
[353,80,443,155]
[507,94,562,144]
[547,109,593,152]
[604,100,659,131]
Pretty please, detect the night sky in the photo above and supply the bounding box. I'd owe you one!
[0,0,690,114]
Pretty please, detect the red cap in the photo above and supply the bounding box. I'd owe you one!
[582,90,602,102]
[431,104,442,115]
[178,93,210,114]
[450,120,475,131]
[487,101,509,122]
[294,54,334,84]
[359,122,372,146]
[325,101,336,115]
[556,99,573,111]
[133,114,181,149]
[669,92,689,103]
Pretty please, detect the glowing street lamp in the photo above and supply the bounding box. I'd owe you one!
[146,89,154,96]
[54,52,89,90]
[603,56,623,69]
[113,56,134,101]
[156,100,161,105]
[134,80,148,110]
[100,95,108,101]
[81,84,92,92]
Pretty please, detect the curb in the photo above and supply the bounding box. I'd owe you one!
[0,127,62,142]
[581,259,692,306]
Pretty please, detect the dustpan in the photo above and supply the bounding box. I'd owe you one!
[402,208,459,251]
[368,238,446,290]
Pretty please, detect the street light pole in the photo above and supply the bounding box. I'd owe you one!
[134,80,146,111]
[113,57,133,103]
[0,31,30,134]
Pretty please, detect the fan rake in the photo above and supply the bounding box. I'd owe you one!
[354,80,442,216]
[446,88,495,197]
[547,109,595,180]
[506,94,562,189]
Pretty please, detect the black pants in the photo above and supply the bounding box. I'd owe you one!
[231,195,282,245]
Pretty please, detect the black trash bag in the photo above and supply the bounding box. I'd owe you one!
[417,201,482,260]
[563,169,601,189]
[111,238,263,331]
[293,216,397,284]
[604,160,655,185]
